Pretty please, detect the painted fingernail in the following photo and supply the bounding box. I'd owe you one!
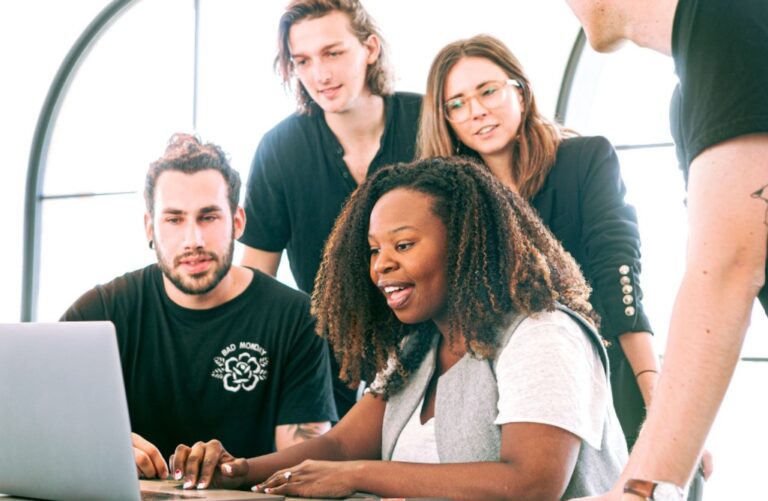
[183,480,193,489]
[174,470,182,480]
[222,464,232,474]
[197,482,206,490]
[251,485,259,492]
[264,488,271,494]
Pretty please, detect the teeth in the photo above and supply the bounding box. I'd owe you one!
[384,286,404,294]
[477,125,495,134]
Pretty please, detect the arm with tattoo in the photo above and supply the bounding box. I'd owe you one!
[275,422,332,450]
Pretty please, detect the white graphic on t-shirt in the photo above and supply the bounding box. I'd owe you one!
[211,342,269,392]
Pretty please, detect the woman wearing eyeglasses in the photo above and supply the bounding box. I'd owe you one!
[418,34,659,453]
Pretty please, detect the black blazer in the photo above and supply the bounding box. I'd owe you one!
[531,136,652,340]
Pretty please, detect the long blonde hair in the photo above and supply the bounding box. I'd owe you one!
[417,34,573,199]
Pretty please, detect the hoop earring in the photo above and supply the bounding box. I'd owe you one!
[148,240,154,250]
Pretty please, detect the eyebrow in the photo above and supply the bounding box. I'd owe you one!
[445,80,498,101]
[368,225,417,238]
[161,205,223,216]
[291,41,345,60]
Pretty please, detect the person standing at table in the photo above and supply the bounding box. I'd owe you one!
[239,0,421,418]
[562,0,767,499]
[62,134,337,486]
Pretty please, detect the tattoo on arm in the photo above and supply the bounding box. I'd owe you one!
[750,184,768,225]
[285,422,329,442]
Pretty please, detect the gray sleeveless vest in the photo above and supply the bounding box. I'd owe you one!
[381,304,628,499]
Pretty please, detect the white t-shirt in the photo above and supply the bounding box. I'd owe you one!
[389,310,609,462]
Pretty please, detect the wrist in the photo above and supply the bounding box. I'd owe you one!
[624,478,684,500]
[346,460,366,491]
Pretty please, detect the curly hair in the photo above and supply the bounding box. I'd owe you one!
[312,156,596,397]
[275,0,394,114]
[144,133,240,216]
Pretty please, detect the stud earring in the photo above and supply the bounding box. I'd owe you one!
[148,240,154,250]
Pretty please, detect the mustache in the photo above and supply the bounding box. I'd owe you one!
[173,251,218,267]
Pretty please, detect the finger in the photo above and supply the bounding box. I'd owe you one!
[702,451,714,480]
[182,441,206,489]
[196,440,224,490]
[220,457,249,477]
[172,445,191,481]
[132,435,168,479]
[254,469,292,492]
[134,448,158,479]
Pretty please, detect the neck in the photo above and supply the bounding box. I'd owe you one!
[162,266,252,310]
[324,93,385,144]
[480,149,519,193]
[623,0,677,55]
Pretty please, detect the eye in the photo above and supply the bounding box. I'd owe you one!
[481,84,500,96]
[201,214,219,222]
[165,216,181,224]
[293,58,308,67]
[396,241,414,251]
[369,246,380,256]
[328,50,342,57]
[445,98,465,111]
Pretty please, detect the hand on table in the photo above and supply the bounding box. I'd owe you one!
[252,459,358,498]
[132,432,168,479]
[171,439,249,490]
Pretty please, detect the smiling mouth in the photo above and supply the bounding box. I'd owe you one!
[475,124,498,135]
[319,84,342,96]
[382,284,414,309]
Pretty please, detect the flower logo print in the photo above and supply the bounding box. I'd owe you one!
[211,351,269,392]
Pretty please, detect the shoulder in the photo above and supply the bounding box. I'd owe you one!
[63,264,157,320]
[256,112,318,154]
[501,310,596,360]
[389,92,423,119]
[556,135,615,161]
[553,135,619,182]
[244,268,311,311]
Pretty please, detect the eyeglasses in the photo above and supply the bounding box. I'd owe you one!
[443,79,522,123]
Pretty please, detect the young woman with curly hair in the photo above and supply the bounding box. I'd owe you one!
[172,157,627,500]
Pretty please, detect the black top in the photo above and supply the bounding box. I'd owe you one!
[62,265,337,458]
[531,136,652,340]
[670,0,768,311]
[240,92,422,294]
[670,0,768,178]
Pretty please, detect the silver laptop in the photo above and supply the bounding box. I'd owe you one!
[0,322,281,501]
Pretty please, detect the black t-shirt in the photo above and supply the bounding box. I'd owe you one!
[240,92,422,418]
[240,92,422,294]
[62,265,337,458]
[670,0,768,311]
[670,0,768,179]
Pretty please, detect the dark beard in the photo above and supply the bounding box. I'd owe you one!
[156,239,234,296]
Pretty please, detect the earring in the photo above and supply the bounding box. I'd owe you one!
[148,240,154,250]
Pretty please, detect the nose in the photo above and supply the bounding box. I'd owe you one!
[183,220,204,249]
[313,59,331,84]
[468,96,489,120]
[372,248,398,275]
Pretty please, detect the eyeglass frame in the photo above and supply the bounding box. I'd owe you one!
[443,79,523,124]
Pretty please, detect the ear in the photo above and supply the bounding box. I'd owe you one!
[363,34,381,65]
[233,206,246,240]
[144,213,154,245]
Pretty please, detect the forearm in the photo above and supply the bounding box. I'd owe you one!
[275,422,331,450]
[617,331,659,406]
[350,461,562,501]
[623,268,755,487]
